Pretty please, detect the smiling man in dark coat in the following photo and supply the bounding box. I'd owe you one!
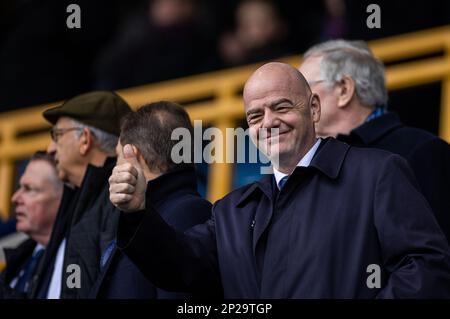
[110,62,450,298]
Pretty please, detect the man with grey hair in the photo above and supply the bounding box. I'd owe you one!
[28,91,132,299]
[299,39,450,244]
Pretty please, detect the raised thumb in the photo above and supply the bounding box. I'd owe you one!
[123,144,141,168]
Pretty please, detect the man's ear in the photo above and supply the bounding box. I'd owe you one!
[133,146,149,172]
[310,93,321,123]
[336,76,356,108]
[79,128,93,156]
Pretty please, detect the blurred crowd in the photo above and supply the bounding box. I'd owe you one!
[1,0,450,111]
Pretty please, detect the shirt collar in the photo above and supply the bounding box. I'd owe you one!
[237,138,350,207]
[273,138,321,188]
[351,112,403,144]
[365,106,387,123]
[33,243,45,255]
[145,167,199,207]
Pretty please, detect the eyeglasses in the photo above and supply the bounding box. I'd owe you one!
[50,127,83,142]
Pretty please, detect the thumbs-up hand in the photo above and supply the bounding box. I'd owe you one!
[109,144,147,212]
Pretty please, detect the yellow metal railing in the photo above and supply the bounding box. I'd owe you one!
[1,26,450,220]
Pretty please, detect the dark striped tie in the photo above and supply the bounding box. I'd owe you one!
[14,247,44,293]
[278,176,289,190]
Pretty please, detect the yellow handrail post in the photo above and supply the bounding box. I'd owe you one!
[440,40,450,143]
[206,85,237,203]
[441,77,450,143]
[0,159,14,220]
[207,118,235,204]
[0,123,15,221]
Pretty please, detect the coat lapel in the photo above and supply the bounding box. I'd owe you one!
[251,176,276,255]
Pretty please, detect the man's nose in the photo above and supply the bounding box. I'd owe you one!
[261,110,280,129]
[11,189,22,204]
[47,140,57,154]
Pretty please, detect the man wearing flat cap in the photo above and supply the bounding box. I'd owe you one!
[29,91,132,298]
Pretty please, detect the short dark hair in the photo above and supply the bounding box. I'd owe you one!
[120,101,194,173]
[30,151,57,169]
[29,151,62,188]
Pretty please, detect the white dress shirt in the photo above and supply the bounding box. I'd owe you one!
[46,238,66,299]
[273,138,321,189]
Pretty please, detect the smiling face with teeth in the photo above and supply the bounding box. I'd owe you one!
[244,62,321,173]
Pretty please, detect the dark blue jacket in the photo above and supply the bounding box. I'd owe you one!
[118,138,450,298]
[0,239,36,298]
[338,112,450,243]
[92,167,211,299]
[0,219,16,239]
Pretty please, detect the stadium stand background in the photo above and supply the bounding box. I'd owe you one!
[2,0,450,268]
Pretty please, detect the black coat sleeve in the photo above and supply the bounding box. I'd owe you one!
[116,194,223,297]
[407,138,450,244]
[374,154,450,298]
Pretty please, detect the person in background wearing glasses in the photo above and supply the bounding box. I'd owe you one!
[299,40,450,244]
[1,151,63,298]
[27,91,131,299]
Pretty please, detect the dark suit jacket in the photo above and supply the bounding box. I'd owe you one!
[0,219,16,238]
[117,138,450,298]
[91,167,212,299]
[337,112,450,243]
[0,239,36,298]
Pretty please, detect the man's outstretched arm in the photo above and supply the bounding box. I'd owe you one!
[110,144,222,296]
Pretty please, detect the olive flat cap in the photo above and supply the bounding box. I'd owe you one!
[43,91,132,136]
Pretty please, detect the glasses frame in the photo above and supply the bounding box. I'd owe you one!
[50,127,83,142]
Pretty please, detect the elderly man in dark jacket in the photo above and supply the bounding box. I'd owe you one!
[299,39,450,244]
[110,63,450,298]
[90,101,211,299]
[29,91,131,299]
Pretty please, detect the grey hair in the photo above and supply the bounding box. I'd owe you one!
[303,39,388,108]
[69,118,118,156]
